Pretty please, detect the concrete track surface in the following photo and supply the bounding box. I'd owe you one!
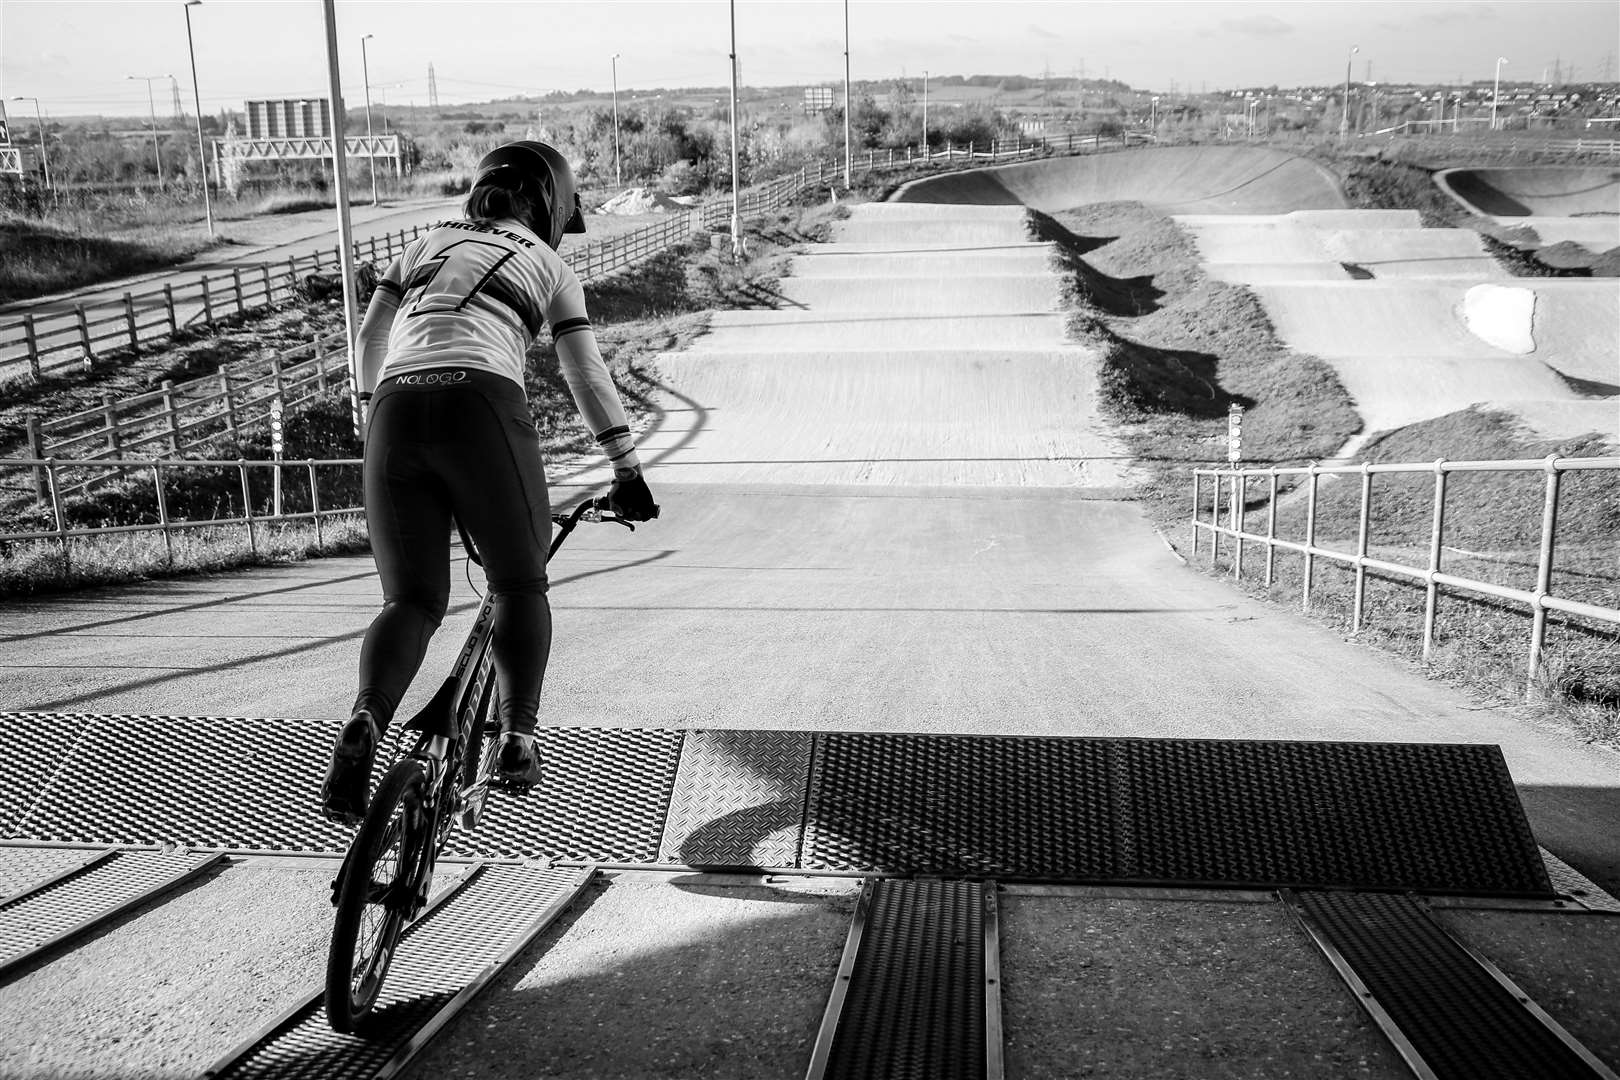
[1433,166,1620,255]
[898,149,1618,446]
[894,145,1349,214]
[3,186,1619,1078]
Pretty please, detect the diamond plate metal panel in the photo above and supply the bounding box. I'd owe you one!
[0,712,87,838]
[824,880,989,1080]
[658,730,811,867]
[1293,891,1607,1080]
[0,845,108,901]
[0,849,220,972]
[207,864,589,1080]
[1117,740,1553,896]
[1541,849,1620,914]
[445,727,684,862]
[6,713,358,852]
[803,734,1116,879]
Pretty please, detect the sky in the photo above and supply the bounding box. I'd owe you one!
[1,0,1616,120]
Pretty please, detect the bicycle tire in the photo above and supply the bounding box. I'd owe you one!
[325,757,428,1033]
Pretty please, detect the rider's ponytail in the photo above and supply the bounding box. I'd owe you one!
[464,176,547,238]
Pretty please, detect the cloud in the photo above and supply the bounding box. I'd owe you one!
[1220,15,1294,37]
[1026,23,1063,40]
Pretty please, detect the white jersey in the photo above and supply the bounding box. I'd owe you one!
[359,217,639,470]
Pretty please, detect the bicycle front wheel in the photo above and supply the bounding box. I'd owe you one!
[325,758,428,1033]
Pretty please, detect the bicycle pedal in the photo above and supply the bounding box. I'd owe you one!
[490,777,536,796]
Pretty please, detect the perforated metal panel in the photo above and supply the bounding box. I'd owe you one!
[804,734,1116,878]
[817,880,993,1080]
[659,730,811,867]
[1290,890,1611,1080]
[443,727,684,861]
[206,863,590,1080]
[0,849,222,975]
[1119,740,1551,895]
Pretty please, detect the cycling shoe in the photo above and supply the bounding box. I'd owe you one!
[320,711,380,825]
[492,731,543,794]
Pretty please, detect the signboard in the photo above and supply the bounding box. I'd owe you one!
[803,87,834,114]
[245,98,332,140]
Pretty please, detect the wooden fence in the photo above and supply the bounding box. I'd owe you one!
[21,331,351,483]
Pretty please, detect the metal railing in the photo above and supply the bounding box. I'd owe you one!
[0,455,366,573]
[1191,456,1620,692]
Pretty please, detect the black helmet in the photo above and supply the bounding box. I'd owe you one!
[470,140,586,250]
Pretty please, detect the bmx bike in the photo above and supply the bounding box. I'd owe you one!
[323,494,644,1033]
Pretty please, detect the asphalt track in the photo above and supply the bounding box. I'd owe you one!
[1434,166,1620,255]
[3,155,1619,1078]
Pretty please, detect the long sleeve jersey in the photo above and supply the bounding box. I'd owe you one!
[355,217,640,471]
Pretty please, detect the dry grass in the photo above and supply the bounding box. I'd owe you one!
[0,515,369,597]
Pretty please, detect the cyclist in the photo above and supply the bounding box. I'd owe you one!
[321,140,658,824]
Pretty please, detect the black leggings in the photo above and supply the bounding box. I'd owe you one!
[353,368,552,736]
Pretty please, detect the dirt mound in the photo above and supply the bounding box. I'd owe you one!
[595,187,691,215]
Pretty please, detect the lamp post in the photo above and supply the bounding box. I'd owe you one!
[320,0,362,436]
[9,96,52,191]
[727,0,742,257]
[182,1,213,235]
[1150,95,1158,132]
[1492,56,1508,130]
[842,0,852,188]
[611,53,622,186]
[921,70,929,155]
[1340,45,1358,138]
[127,74,172,185]
[361,34,378,205]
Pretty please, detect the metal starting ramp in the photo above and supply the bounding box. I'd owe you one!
[0,713,1614,1079]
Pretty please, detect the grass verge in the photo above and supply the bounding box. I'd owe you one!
[0,216,223,303]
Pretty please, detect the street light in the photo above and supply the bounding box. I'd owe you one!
[127,74,172,185]
[1492,56,1509,130]
[727,0,742,257]
[921,69,928,154]
[1340,45,1359,138]
[8,96,52,191]
[611,53,622,186]
[1150,95,1158,132]
[182,1,213,236]
[361,33,377,205]
[842,0,852,189]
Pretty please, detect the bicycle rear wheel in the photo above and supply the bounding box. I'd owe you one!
[325,758,428,1033]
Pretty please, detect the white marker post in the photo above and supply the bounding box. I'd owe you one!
[321,0,363,437]
[1227,402,1244,464]
[269,396,285,518]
